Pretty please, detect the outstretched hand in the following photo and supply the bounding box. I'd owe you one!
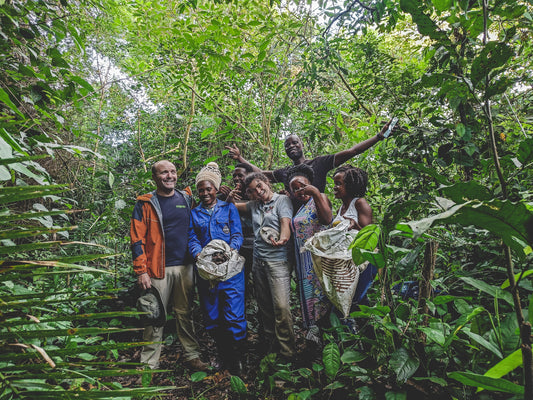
[225,144,241,160]
[218,185,231,200]
[377,117,400,140]
[226,187,242,203]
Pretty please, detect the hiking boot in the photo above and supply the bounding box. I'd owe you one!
[184,357,208,371]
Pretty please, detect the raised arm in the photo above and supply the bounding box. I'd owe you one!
[314,192,333,226]
[225,188,250,213]
[333,120,393,167]
[294,184,332,225]
[225,144,275,181]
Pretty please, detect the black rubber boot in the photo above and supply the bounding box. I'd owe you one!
[227,338,245,376]
[211,328,230,371]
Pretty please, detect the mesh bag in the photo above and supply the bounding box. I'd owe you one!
[196,240,245,284]
[303,220,368,317]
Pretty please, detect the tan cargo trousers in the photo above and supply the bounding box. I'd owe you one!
[140,264,200,369]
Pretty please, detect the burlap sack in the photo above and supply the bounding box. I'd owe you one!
[303,220,368,317]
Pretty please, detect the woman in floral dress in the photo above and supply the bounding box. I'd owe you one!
[286,164,333,346]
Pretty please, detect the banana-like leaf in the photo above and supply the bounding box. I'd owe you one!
[460,328,503,359]
[0,225,77,240]
[0,361,152,372]
[0,241,61,255]
[501,269,533,289]
[0,327,139,341]
[11,387,176,400]
[0,294,115,309]
[4,368,169,380]
[2,311,143,327]
[0,155,49,166]
[0,342,149,362]
[0,185,67,204]
[460,277,514,306]
[398,199,532,258]
[448,371,524,395]
[0,209,79,222]
[477,349,523,392]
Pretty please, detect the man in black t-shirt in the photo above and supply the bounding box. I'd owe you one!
[226,120,395,195]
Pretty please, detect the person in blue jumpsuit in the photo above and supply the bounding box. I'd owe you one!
[188,162,246,375]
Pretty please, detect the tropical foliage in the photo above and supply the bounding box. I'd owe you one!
[1,0,531,398]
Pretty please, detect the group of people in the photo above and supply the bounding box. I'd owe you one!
[130,121,394,376]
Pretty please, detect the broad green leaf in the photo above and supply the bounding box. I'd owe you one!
[0,241,61,255]
[460,277,513,306]
[0,327,138,341]
[350,224,380,265]
[461,328,503,359]
[517,138,533,164]
[432,0,452,12]
[18,387,175,399]
[108,171,115,188]
[230,375,247,393]
[0,342,150,362]
[1,128,27,156]
[385,392,407,400]
[0,88,24,117]
[324,381,345,390]
[322,342,340,379]
[0,185,67,205]
[412,376,448,386]
[440,181,492,203]
[191,371,207,382]
[418,327,445,346]
[359,250,385,269]
[340,349,367,364]
[357,386,376,400]
[389,348,419,383]
[480,349,522,393]
[0,155,49,166]
[1,311,144,328]
[485,77,515,99]
[448,371,524,395]
[398,199,533,258]
[0,165,11,180]
[399,159,450,185]
[501,269,533,289]
[471,42,513,87]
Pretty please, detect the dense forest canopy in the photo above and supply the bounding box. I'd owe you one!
[1,0,532,399]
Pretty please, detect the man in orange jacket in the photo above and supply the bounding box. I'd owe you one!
[131,160,206,371]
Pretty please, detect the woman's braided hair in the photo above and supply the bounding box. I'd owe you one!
[285,163,314,187]
[334,164,368,198]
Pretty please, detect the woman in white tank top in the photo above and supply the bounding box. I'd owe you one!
[332,165,372,230]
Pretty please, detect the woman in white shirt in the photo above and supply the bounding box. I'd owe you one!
[332,164,372,230]
[332,165,377,328]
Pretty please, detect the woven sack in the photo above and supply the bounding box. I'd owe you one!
[303,220,368,317]
[196,239,245,284]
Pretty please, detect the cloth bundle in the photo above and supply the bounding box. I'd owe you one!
[303,220,368,317]
[196,239,245,284]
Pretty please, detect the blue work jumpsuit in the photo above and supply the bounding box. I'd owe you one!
[188,200,246,341]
